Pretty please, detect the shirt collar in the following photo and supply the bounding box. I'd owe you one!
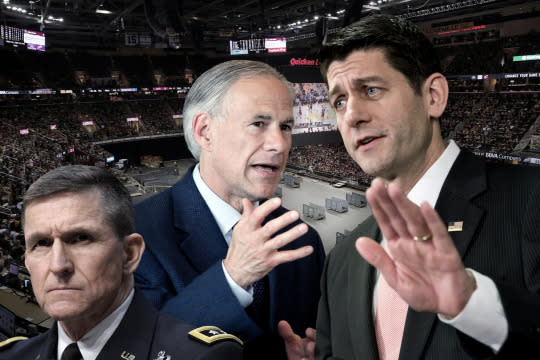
[192,164,243,244]
[57,289,135,360]
[407,140,460,207]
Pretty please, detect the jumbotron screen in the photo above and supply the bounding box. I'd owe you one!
[0,25,45,51]
[24,30,45,51]
[292,83,337,134]
[229,37,287,55]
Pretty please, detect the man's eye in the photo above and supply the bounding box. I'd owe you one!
[280,124,292,131]
[252,121,265,127]
[334,99,346,110]
[367,87,380,97]
[35,239,52,247]
[72,233,91,243]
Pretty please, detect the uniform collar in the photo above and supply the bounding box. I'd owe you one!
[57,289,134,360]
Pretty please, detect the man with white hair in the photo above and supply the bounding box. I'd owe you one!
[134,60,325,360]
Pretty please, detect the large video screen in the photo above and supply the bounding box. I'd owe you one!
[229,37,287,55]
[24,30,46,51]
[292,83,337,134]
[265,37,286,53]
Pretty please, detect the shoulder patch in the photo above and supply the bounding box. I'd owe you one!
[0,336,28,348]
[188,326,243,346]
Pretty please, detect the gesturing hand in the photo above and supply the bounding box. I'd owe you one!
[278,320,316,360]
[356,178,476,318]
[224,197,314,289]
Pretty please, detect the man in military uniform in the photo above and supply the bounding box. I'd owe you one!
[0,165,242,360]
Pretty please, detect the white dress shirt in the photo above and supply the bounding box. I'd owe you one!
[192,164,254,308]
[57,289,134,360]
[373,140,507,352]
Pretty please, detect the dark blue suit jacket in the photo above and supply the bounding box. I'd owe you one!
[0,290,242,360]
[134,166,325,359]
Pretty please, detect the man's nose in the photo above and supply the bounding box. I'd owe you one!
[342,96,370,128]
[264,125,291,152]
[49,241,74,275]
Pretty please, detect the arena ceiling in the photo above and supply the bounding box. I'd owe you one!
[0,0,534,50]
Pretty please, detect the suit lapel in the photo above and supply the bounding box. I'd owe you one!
[172,169,229,273]
[399,151,487,358]
[436,151,486,259]
[348,217,380,360]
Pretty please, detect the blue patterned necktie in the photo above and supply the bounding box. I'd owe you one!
[249,276,268,329]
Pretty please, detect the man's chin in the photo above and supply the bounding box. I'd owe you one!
[45,304,87,321]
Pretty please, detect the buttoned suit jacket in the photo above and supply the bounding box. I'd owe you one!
[0,290,242,360]
[134,166,326,359]
[315,150,540,360]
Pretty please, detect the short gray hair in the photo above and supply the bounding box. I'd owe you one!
[23,165,134,240]
[183,60,295,160]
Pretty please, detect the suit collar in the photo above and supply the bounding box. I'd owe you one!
[171,166,229,272]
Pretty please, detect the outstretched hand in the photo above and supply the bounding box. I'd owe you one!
[278,320,316,360]
[224,198,314,289]
[356,178,476,318]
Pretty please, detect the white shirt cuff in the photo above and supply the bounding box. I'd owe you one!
[438,269,508,352]
[222,261,253,308]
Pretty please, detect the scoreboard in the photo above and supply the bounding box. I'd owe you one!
[0,25,45,51]
[1,25,24,45]
[229,37,286,55]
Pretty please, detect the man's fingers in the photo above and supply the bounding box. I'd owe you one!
[388,184,431,242]
[270,246,313,267]
[277,320,296,342]
[305,327,316,341]
[355,237,397,286]
[366,181,399,240]
[370,181,412,240]
[241,197,282,228]
[420,202,455,252]
[261,210,302,240]
[264,222,307,250]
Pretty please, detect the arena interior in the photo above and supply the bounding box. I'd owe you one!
[0,0,539,342]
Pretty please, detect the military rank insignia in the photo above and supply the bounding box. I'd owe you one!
[0,336,28,349]
[188,326,243,346]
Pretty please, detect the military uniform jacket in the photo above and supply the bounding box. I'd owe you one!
[0,290,242,360]
[315,150,540,360]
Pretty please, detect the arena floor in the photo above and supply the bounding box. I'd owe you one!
[124,159,372,254]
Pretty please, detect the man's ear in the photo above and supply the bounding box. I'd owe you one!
[192,112,214,152]
[122,233,145,275]
[423,72,448,119]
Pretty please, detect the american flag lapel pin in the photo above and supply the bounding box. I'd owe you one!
[448,221,464,232]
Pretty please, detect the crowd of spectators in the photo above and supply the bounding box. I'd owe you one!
[288,144,374,186]
[441,92,540,153]
[0,92,185,142]
[1,29,539,323]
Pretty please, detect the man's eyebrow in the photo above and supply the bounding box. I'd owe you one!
[254,114,272,120]
[328,84,342,99]
[329,76,386,98]
[282,117,295,124]
[26,232,49,245]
